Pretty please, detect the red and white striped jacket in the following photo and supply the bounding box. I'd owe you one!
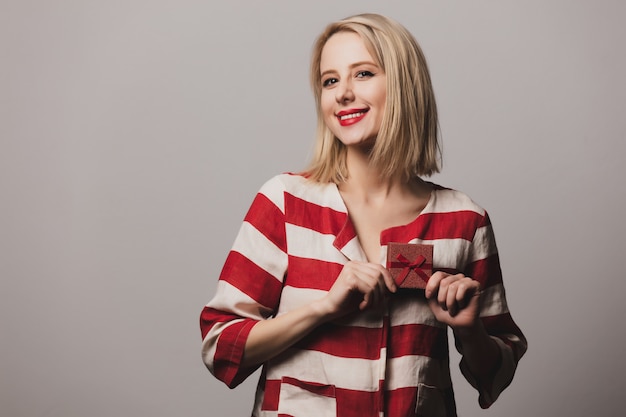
[200,173,526,417]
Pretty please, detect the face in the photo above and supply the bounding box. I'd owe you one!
[319,32,386,149]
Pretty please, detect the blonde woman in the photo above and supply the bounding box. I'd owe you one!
[200,13,526,417]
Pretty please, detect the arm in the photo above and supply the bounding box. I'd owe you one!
[425,212,527,408]
[200,177,289,388]
[201,177,396,385]
[425,272,502,380]
[242,260,396,367]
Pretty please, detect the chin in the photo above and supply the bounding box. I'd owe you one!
[339,139,376,153]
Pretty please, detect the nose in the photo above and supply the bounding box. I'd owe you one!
[335,79,355,103]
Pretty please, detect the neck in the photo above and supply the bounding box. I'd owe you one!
[339,146,409,202]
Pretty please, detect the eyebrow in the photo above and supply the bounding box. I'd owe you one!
[320,61,379,78]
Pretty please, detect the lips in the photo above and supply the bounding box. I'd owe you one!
[336,108,368,126]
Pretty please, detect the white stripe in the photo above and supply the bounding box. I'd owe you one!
[386,355,452,390]
[275,286,327,316]
[430,238,470,270]
[468,224,497,263]
[258,175,287,213]
[335,306,385,328]
[207,280,274,318]
[267,349,381,391]
[277,382,337,417]
[389,296,444,328]
[379,244,388,266]
[426,188,485,215]
[339,235,368,262]
[479,283,510,317]
[286,223,348,264]
[278,174,346,212]
[232,221,287,282]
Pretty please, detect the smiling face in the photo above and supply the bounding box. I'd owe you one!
[319,31,387,149]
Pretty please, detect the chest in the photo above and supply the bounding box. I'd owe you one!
[281,191,473,288]
[345,200,425,263]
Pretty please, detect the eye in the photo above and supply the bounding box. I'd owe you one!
[356,70,375,78]
[322,77,338,87]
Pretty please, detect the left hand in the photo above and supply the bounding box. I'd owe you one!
[425,271,481,329]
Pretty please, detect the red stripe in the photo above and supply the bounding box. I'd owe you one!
[244,192,287,252]
[381,210,484,243]
[333,218,358,249]
[385,386,417,417]
[284,194,348,235]
[219,251,283,309]
[387,323,448,360]
[294,323,383,359]
[200,306,242,340]
[335,388,379,417]
[465,253,503,287]
[292,321,448,360]
[286,256,343,290]
[261,379,280,411]
[282,377,336,397]
[213,319,257,388]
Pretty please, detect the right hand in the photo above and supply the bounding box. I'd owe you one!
[317,261,397,318]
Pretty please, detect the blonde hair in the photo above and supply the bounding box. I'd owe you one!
[305,13,440,183]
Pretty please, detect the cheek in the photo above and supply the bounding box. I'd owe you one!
[320,94,335,120]
[373,91,387,123]
[368,83,387,108]
[361,77,386,105]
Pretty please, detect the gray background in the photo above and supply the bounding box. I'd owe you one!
[2,1,625,416]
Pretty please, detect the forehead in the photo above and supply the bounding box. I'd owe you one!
[319,31,377,72]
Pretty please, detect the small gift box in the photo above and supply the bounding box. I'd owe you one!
[386,242,434,289]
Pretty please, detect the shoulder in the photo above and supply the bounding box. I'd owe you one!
[427,182,487,217]
[257,173,344,213]
[426,182,494,232]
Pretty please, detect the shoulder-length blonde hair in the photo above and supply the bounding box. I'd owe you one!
[305,13,440,183]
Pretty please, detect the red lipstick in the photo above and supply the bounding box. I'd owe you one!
[336,108,368,126]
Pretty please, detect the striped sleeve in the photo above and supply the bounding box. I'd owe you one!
[458,211,528,408]
[200,176,288,388]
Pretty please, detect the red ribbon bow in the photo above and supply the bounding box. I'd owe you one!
[395,253,431,285]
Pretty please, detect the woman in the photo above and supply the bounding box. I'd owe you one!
[200,13,526,417]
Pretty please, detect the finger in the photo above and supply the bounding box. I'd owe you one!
[456,279,480,309]
[425,271,448,299]
[362,266,385,296]
[359,292,371,310]
[442,274,470,314]
[378,265,397,293]
[437,276,450,311]
[344,263,376,288]
[354,273,380,310]
[358,263,392,297]
[352,263,401,309]
[454,281,469,311]
[446,282,459,316]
